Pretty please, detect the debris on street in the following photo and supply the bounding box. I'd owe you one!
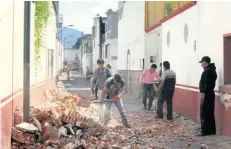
[11,90,230,149]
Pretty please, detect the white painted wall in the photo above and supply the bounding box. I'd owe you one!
[93,18,100,71]
[162,5,198,88]
[103,38,118,74]
[197,1,231,89]
[82,53,93,75]
[145,26,162,70]
[118,1,145,70]
[0,1,58,100]
[64,49,78,63]
[162,2,231,90]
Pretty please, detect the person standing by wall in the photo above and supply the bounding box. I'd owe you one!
[91,59,112,101]
[156,61,176,121]
[106,64,112,74]
[140,64,160,110]
[198,56,217,136]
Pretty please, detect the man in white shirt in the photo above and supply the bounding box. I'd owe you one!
[156,61,176,121]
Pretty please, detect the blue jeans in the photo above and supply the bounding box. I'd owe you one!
[94,85,98,97]
[104,98,128,126]
[142,84,155,108]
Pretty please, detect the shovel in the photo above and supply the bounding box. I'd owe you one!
[86,100,112,104]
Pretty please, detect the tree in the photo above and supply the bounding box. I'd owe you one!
[73,37,82,49]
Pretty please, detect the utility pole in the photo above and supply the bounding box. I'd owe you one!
[99,16,102,58]
[23,1,31,122]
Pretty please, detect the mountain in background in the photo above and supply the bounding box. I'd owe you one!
[58,28,83,49]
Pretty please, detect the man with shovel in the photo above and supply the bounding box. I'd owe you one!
[100,74,131,128]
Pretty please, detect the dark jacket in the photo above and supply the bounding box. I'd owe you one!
[199,63,217,93]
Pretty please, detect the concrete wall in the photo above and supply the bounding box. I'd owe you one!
[162,5,198,88]
[161,1,231,136]
[105,10,118,39]
[117,1,145,96]
[92,17,100,70]
[0,2,58,148]
[103,38,118,74]
[144,26,162,70]
[118,1,145,71]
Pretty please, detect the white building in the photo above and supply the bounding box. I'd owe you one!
[117,1,145,95]
[64,48,79,65]
[0,2,60,148]
[92,16,107,71]
[145,1,231,135]
[102,9,119,74]
[80,34,93,75]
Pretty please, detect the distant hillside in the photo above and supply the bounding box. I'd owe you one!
[57,28,83,49]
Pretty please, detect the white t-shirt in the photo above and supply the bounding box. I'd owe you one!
[161,69,176,81]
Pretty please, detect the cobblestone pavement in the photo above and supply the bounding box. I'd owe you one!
[60,72,231,149]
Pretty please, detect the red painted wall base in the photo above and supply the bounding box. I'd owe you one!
[0,78,56,148]
[173,87,231,136]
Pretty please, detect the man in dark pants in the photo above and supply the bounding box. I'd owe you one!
[94,84,98,99]
[156,61,176,120]
[159,63,162,77]
[198,56,217,136]
[140,64,160,110]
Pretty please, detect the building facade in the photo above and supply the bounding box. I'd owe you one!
[92,16,107,71]
[102,9,118,74]
[117,1,145,96]
[0,2,60,148]
[80,34,93,75]
[145,1,231,136]
[144,1,191,72]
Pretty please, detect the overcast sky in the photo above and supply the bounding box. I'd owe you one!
[60,1,118,33]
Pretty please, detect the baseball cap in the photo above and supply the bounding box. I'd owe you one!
[199,56,211,63]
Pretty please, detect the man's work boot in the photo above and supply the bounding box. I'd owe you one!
[143,105,147,110]
[147,106,152,111]
[155,115,163,119]
[124,124,131,128]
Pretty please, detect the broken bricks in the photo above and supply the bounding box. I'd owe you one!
[11,89,215,149]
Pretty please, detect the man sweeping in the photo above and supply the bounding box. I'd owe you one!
[100,74,131,128]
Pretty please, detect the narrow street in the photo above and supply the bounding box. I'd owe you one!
[3,1,231,149]
[55,71,231,149]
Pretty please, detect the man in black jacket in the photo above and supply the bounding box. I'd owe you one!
[198,56,217,136]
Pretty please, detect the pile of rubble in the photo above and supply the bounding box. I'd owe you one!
[11,90,210,149]
[11,90,104,148]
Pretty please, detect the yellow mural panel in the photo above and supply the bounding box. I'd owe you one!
[180,1,191,7]
[155,1,165,23]
[145,1,193,30]
[147,1,155,28]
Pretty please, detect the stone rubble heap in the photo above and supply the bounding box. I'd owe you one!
[11,90,209,149]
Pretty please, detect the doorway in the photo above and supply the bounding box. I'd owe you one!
[223,34,231,85]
